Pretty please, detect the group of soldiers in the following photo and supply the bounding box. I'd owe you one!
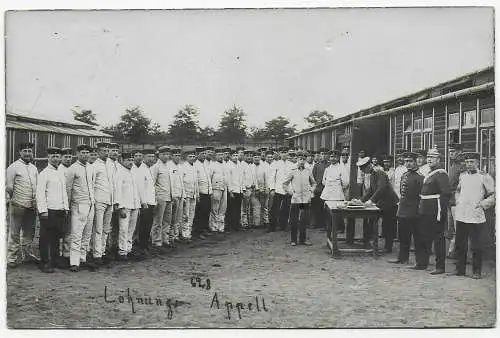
[6,140,495,279]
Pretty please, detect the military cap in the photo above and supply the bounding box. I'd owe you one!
[76,144,91,152]
[215,148,225,154]
[460,152,480,160]
[402,152,418,160]
[426,146,440,158]
[356,156,371,168]
[259,147,268,152]
[230,149,239,155]
[184,149,196,155]
[47,147,62,155]
[415,149,427,157]
[18,142,34,151]
[143,148,156,155]
[222,147,231,153]
[61,147,73,155]
[288,150,296,156]
[278,147,288,152]
[341,148,350,155]
[243,150,253,155]
[89,147,98,153]
[382,155,393,162]
[296,150,307,158]
[265,150,274,155]
[395,149,406,155]
[158,146,172,153]
[449,143,463,151]
[195,147,205,153]
[96,142,110,148]
[205,146,215,151]
[131,149,144,155]
[121,152,133,159]
[108,142,120,149]
[171,148,182,155]
[235,146,245,152]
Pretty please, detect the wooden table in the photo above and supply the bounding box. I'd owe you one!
[325,201,382,258]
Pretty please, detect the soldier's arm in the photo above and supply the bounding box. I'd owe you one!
[35,171,48,214]
[479,174,495,210]
[65,166,75,204]
[370,172,390,204]
[5,164,16,197]
[282,172,294,193]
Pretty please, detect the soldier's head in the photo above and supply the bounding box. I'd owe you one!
[306,153,314,164]
[61,148,73,166]
[96,142,110,161]
[402,152,418,170]
[329,150,340,165]
[382,156,392,170]
[158,146,171,163]
[121,153,134,169]
[172,149,181,164]
[196,147,206,161]
[88,147,98,164]
[358,150,366,159]
[223,148,231,161]
[108,143,120,160]
[231,151,239,163]
[47,147,62,167]
[461,152,480,171]
[18,142,34,163]
[449,143,462,161]
[341,149,349,164]
[132,150,143,166]
[76,144,90,164]
[244,150,253,163]
[356,157,372,174]
[296,152,306,168]
[183,150,195,164]
[426,147,441,168]
[143,149,156,167]
[253,153,261,165]
[265,151,274,163]
[215,149,224,163]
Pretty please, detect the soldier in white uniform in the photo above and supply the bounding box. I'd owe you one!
[105,142,121,262]
[227,149,244,232]
[181,149,199,242]
[65,144,96,272]
[169,148,185,246]
[193,147,213,238]
[57,147,73,266]
[209,149,228,233]
[36,147,69,273]
[240,150,256,229]
[252,152,268,228]
[6,142,38,268]
[115,152,141,260]
[452,152,495,279]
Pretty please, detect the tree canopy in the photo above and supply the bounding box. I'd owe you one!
[304,110,333,127]
[216,105,247,143]
[72,106,98,126]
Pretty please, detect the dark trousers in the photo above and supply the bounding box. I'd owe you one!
[279,194,292,230]
[224,191,231,230]
[138,205,155,250]
[455,221,484,274]
[397,217,418,262]
[311,192,325,228]
[346,218,356,243]
[382,206,398,251]
[39,210,66,266]
[415,214,447,270]
[193,193,211,235]
[269,193,284,231]
[227,193,242,230]
[363,218,374,246]
[106,210,119,257]
[290,203,310,243]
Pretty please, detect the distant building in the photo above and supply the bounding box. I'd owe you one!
[6,109,113,170]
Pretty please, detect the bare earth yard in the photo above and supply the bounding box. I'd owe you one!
[7,228,496,328]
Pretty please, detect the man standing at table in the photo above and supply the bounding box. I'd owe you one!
[36,147,69,272]
[283,151,316,246]
[413,146,451,274]
[388,152,423,264]
[66,144,96,272]
[355,156,399,253]
[452,152,495,279]
[6,142,38,268]
[311,148,329,229]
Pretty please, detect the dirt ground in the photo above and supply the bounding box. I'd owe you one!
[6,227,496,328]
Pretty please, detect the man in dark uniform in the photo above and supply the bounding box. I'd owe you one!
[388,152,423,264]
[413,146,451,274]
[355,156,399,253]
[311,148,329,229]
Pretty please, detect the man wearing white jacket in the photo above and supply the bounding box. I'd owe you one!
[181,150,199,242]
[169,149,185,246]
[115,152,141,261]
[209,149,228,232]
[227,150,244,231]
[253,153,269,228]
[269,147,288,232]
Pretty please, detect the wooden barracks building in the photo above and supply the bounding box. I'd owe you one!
[6,109,113,171]
[288,66,495,181]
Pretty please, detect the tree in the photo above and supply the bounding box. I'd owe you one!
[198,126,216,143]
[304,110,333,127]
[101,106,158,142]
[72,106,98,126]
[167,105,201,144]
[216,105,247,143]
[263,116,296,141]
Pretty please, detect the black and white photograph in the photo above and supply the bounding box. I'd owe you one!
[2,1,497,330]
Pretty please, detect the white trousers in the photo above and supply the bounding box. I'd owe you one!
[118,208,139,256]
[69,203,93,266]
[170,197,184,242]
[151,200,172,247]
[183,197,197,239]
[92,202,113,258]
[210,189,227,232]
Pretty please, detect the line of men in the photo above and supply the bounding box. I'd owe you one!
[6,142,326,273]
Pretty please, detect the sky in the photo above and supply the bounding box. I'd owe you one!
[5,7,494,131]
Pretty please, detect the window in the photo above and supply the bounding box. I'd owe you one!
[28,132,37,158]
[448,113,459,129]
[48,133,55,147]
[448,130,459,145]
[345,125,352,135]
[404,133,412,151]
[77,136,85,145]
[404,116,412,132]
[413,118,422,131]
[63,135,71,147]
[480,128,495,178]
[423,132,433,150]
[480,108,495,126]
[423,117,433,131]
[462,110,476,129]
[89,138,96,147]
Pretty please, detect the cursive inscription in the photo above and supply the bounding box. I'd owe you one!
[210,292,268,320]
